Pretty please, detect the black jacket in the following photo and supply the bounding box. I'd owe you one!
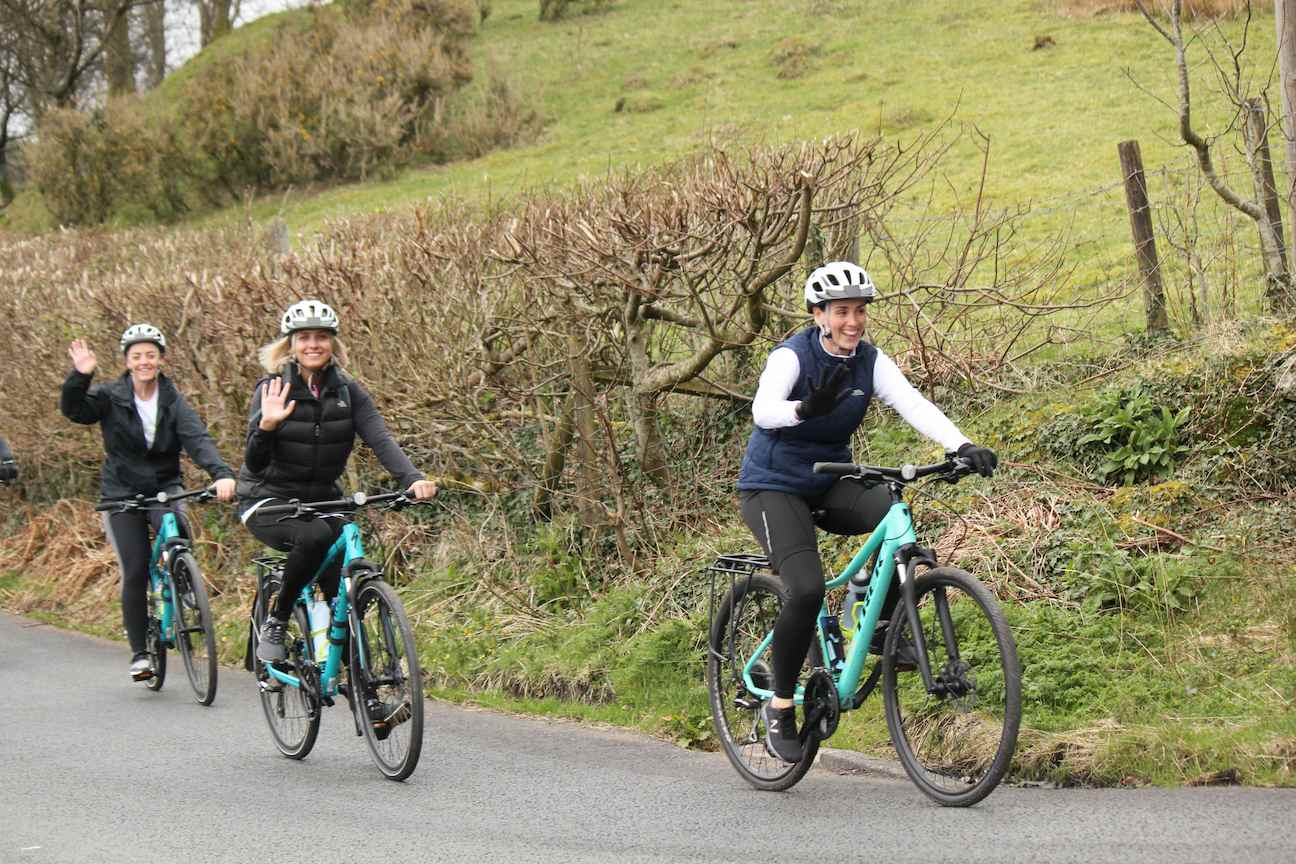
[0,435,15,482]
[237,362,422,506]
[60,370,235,500]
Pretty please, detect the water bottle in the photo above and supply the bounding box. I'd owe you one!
[839,576,870,634]
[308,600,330,660]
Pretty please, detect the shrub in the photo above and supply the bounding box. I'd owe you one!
[183,6,474,192]
[539,0,614,21]
[24,101,192,226]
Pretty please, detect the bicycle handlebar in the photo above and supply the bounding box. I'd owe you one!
[95,487,217,512]
[813,455,974,484]
[253,491,423,518]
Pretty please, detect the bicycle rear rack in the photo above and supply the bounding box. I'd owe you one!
[706,553,773,686]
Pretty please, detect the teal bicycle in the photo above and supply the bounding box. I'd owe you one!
[706,456,1021,806]
[96,488,220,705]
[246,491,426,781]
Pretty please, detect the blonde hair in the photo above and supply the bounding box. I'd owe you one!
[258,333,350,374]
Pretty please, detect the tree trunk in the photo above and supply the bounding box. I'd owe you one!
[567,332,604,530]
[1277,2,1296,287]
[1245,98,1292,307]
[142,0,167,88]
[531,392,574,521]
[198,0,234,47]
[622,306,670,487]
[103,6,135,96]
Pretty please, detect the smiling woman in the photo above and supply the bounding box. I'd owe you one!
[735,261,1000,763]
[236,299,438,663]
[59,323,237,682]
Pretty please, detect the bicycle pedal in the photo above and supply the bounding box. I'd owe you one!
[257,678,284,693]
[131,669,155,682]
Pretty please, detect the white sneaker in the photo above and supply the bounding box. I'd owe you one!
[130,654,154,682]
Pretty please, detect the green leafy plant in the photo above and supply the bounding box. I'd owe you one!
[1078,386,1190,485]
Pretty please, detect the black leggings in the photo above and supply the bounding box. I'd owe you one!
[102,497,189,655]
[244,502,347,620]
[739,480,892,699]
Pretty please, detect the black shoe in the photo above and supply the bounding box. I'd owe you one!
[366,697,412,741]
[761,701,803,763]
[257,616,288,662]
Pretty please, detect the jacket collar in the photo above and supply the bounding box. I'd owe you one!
[282,361,348,398]
[106,371,178,407]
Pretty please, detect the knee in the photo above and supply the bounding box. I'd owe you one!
[778,548,826,613]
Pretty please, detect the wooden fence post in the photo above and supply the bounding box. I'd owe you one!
[1246,98,1293,309]
[1118,139,1169,333]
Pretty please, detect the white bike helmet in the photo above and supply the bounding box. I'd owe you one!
[280,299,340,335]
[120,323,167,354]
[804,261,877,309]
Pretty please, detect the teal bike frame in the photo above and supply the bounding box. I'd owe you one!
[97,488,212,650]
[741,499,917,706]
[146,510,186,646]
[261,521,369,697]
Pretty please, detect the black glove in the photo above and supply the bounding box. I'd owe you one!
[795,364,850,421]
[957,443,998,478]
[0,460,16,483]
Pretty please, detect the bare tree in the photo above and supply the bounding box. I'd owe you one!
[102,0,135,96]
[1134,0,1294,310]
[192,0,237,47]
[1277,0,1296,275]
[0,1,153,113]
[139,0,166,88]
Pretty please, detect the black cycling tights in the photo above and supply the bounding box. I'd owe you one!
[739,481,892,699]
[245,504,347,621]
[102,500,188,655]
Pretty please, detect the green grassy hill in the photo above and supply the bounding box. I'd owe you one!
[6,0,1278,310]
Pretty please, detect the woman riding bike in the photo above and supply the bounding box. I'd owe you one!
[0,434,16,483]
[238,300,437,663]
[61,324,237,682]
[737,261,998,763]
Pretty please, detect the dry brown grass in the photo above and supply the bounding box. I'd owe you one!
[0,500,119,619]
[1053,0,1271,17]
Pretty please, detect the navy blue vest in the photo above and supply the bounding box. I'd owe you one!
[737,327,876,496]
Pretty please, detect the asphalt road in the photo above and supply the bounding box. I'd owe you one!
[2,611,1292,864]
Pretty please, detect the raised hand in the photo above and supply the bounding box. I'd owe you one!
[68,339,98,375]
[257,377,297,431]
[795,363,850,420]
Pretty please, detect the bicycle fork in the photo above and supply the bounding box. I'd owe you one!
[894,544,960,697]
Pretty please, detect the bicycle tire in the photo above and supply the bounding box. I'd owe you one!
[348,577,424,781]
[706,571,820,791]
[170,551,218,706]
[145,612,166,692]
[256,605,321,759]
[882,567,1021,807]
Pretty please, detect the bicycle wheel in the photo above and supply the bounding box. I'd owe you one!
[883,566,1021,807]
[706,571,820,791]
[256,605,321,759]
[348,577,424,781]
[170,551,218,706]
[145,613,166,692]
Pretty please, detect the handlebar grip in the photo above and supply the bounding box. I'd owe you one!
[813,462,861,477]
[94,502,117,512]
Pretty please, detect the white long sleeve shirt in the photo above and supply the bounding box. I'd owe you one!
[751,342,970,453]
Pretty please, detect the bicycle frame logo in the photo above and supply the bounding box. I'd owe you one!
[742,498,916,704]
[262,521,369,696]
